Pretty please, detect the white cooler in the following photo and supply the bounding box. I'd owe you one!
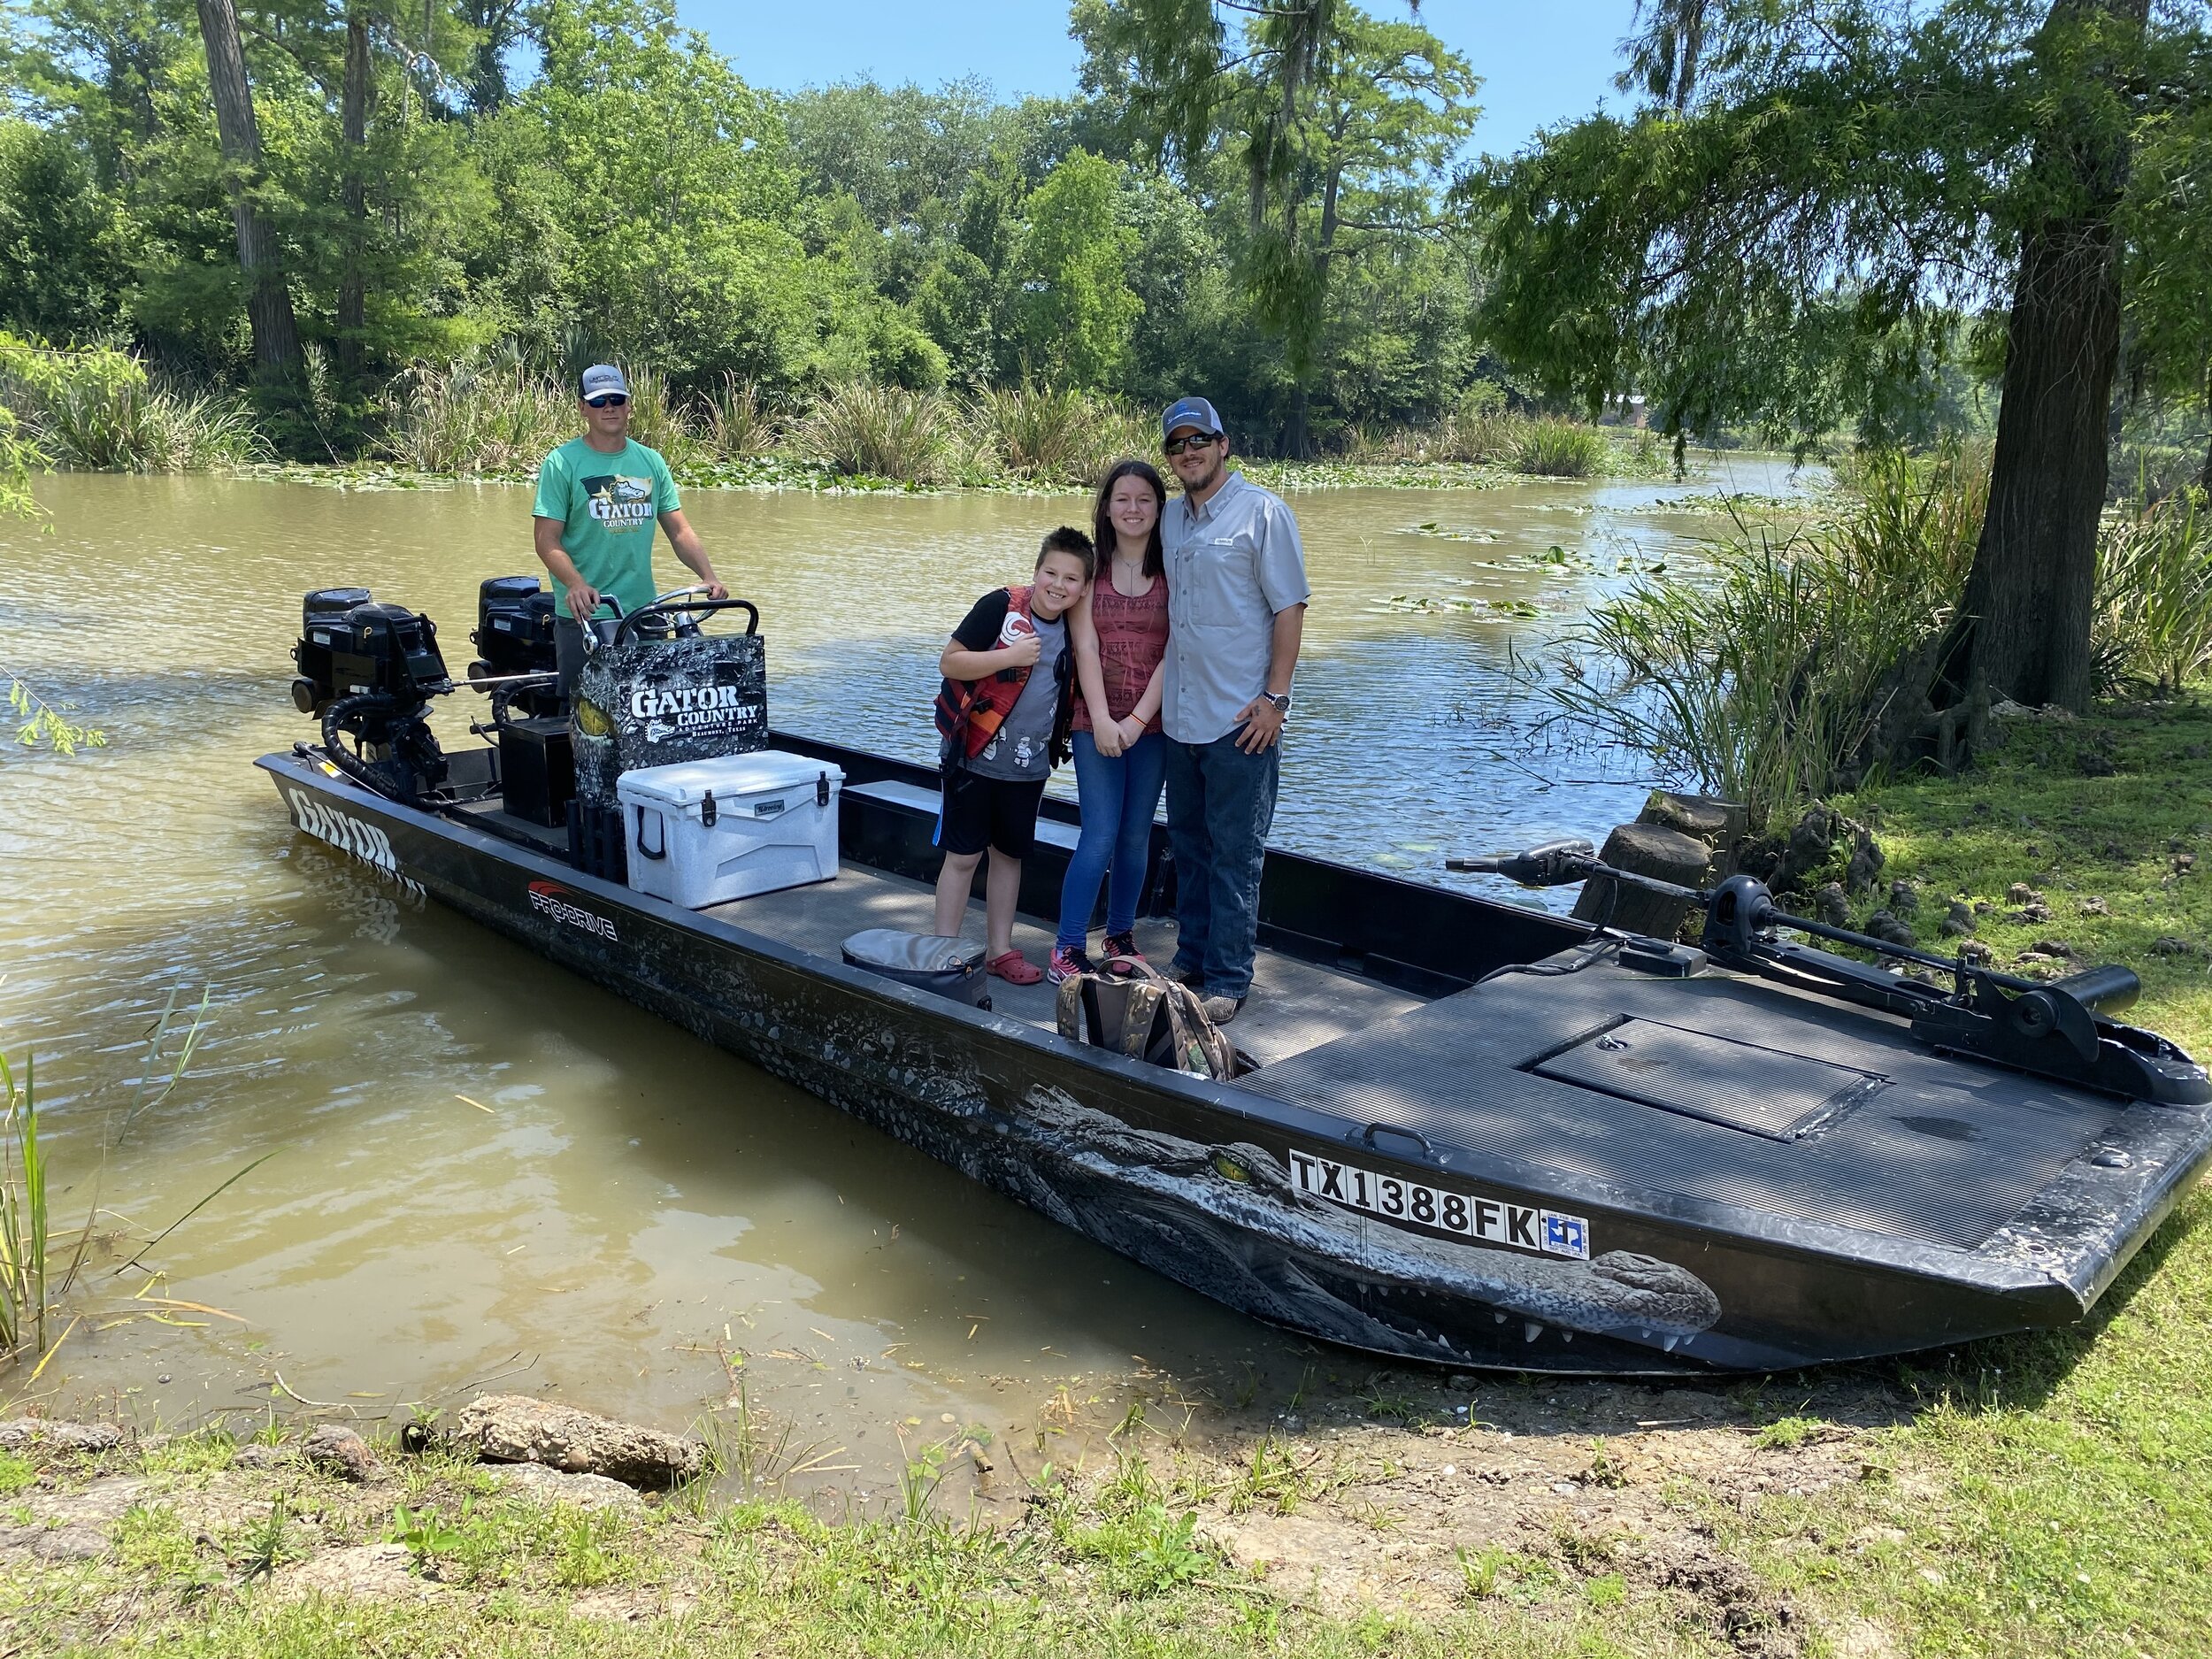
[617,749,844,908]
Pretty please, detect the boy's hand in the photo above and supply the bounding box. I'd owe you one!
[1001,633,1041,670]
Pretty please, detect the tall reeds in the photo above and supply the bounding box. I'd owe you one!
[1512,417,1609,478]
[0,1052,73,1365]
[377,361,575,474]
[0,335,265,472]
[2096,488,2212,695]
[1532,445,1988,827]
[973,386,1152,484]
[796,382,959,483]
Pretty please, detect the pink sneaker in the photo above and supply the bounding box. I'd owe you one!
[987,949,1043,986]
[1101,932,1146,975]
[1048,946,1094,984]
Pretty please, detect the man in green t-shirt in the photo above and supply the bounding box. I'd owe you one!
[533,363,726,690]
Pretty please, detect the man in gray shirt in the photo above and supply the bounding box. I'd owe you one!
[1156,396,1309,1023]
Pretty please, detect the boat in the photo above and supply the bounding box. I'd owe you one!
[254,583,2212,1375]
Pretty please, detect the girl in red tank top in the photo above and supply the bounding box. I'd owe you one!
[1052,460,1173,982]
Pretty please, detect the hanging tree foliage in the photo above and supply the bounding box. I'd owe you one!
[1473,0,2202,714]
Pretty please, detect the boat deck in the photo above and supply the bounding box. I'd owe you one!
[1241,957,2133,1253]
[701,862,1425,1069]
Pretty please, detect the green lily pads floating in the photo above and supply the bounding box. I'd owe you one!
[1376,595,1544,618]
[1403,521,1503,542]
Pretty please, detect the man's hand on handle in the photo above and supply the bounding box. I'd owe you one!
[565,580,601,621]
[1233,696,1286,754]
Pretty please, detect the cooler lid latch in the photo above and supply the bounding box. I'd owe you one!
[817,772,830,808]
[701,789,718,827]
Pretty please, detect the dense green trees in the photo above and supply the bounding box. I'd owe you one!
[0,0,1490,454]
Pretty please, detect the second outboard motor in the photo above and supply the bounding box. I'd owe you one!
[470,576,563,719]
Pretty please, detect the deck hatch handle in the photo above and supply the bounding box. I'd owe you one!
[1359,1122,1436,1161]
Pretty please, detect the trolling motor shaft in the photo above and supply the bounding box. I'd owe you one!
[1450,840,2207,1105]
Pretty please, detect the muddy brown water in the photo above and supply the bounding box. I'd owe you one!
[0,459,1809,1492]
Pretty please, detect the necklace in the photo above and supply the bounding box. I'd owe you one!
[1112,549,1151,597]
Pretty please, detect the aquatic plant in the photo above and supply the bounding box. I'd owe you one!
[797,383,956,483]
[0,335,265,472]
[377,360,576,474]
[1532,444,1987,826]
[1512,416,1609,478]
[974,385,1151,486]
[2095,487,2212,695]
[695,374,780,461]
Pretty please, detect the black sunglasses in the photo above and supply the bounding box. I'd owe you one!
[585,394,629,408]
[1163,432,1218,456]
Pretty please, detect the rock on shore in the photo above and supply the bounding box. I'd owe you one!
[450,1394,705,1489]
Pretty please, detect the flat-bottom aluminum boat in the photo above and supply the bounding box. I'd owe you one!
[257,725,2212,1376]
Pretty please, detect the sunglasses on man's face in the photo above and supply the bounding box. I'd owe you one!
[586,394,628,409]
[1163,433,1217,457]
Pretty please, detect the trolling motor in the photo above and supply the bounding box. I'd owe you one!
[1450,840,2212,1106]
[292,588,456,802]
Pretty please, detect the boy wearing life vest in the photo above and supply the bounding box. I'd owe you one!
[932,527,1095,983]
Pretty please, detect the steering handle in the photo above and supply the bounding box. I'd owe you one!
[613,595,760,647]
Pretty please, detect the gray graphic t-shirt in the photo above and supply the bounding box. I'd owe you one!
[952,594,1065,781]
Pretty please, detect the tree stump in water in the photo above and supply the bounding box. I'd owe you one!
[1571,822,1715,939]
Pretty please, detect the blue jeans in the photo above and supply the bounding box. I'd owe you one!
[1164,731,1280,1000]
[1056,731,1167,950]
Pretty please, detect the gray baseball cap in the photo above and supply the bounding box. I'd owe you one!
[579,363,631,400]
[1161,396,1223,441]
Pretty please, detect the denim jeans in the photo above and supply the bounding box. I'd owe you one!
[1055,731,1167,949]
[1163,731,1280,1000]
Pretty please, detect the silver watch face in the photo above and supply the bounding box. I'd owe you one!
[1267,693,1291,712]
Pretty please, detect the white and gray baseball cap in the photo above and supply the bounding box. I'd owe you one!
[1161,396,1223,440]
[579,363,631,401]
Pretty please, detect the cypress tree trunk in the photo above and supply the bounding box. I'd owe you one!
[194,0,304,400]
[336,9,372,387]
[1953,0,2144,712]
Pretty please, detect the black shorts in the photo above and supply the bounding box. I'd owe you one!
[939,767,1048,858]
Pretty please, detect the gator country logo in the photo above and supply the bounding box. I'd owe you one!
[627,680,764,745]
[527,880,620,941]
[583,473,655,532]
[285,787,425,901]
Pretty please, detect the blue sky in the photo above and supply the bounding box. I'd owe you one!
[682,0,1637,157]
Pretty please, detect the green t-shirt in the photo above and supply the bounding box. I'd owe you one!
[531,437,682,619]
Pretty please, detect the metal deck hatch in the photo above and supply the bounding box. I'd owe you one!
[1532,1018,1887,1141]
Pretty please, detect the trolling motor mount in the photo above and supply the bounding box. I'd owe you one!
[1450,843,2212,1105]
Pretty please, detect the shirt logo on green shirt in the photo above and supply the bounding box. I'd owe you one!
[584,474,655,532]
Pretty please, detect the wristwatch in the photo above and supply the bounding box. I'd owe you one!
[1263,692,1292,715]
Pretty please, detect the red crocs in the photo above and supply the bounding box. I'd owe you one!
[987,949,1043,986]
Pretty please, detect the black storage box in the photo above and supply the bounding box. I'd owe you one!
[565,797,628,885]
[500,717,574,826]
[841,929,990,1010]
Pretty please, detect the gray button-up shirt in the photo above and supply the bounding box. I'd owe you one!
[1161,471,1310,745]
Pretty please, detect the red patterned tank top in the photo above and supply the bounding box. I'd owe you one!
[1072,567,1170,732]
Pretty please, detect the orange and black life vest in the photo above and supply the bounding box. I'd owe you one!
[933,585,1073,770]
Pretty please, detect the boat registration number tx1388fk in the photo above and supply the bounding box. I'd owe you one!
[1288,1151,1592,1260]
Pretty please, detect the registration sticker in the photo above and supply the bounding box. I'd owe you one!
[1288,1150,1590,1260]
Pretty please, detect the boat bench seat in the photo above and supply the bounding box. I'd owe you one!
[842,778,1082,852]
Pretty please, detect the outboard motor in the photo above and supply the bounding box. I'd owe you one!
[469,576,564,720]
[290,591,454,802]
